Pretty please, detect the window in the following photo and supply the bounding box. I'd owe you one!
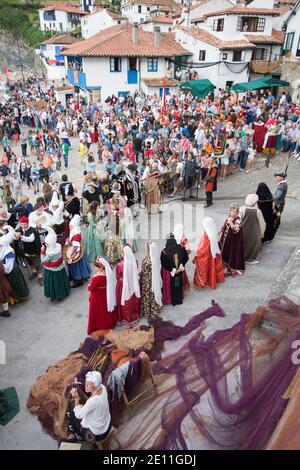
[284,32,295,52]
[257,18,266,32]
[110,57,121,72]
[213,18,224,31]
[226,81,233,89]
[138,5,141,12]
[254,48,268,60]
[147,6,150,11]
[297,35,300,57]
[199,50,206,61]
[232,50,243,62]
[147,58,158,72]
[222,52,228,60]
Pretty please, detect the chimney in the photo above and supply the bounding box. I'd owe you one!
[154,26,161,48]
[132,23,139,44]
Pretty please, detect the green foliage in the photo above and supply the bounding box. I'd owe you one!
[0,0,48,47]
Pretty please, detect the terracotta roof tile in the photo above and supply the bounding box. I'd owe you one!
[41,34,80,45]
[244,32,284,44]
[40,5,88,15]
[63,24,192,57]
[272,29,286,43]
[178,26,255,49]
[144,15,174,24]
[203,6,281,18]
[143,77,178,86]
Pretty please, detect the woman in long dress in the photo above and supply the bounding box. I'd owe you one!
[239,194,266,264]
[219,204,245,276]
[87,257,118,334]
[120,207,138,253]
[140,242,162,318]
[104,182,124,264]
[84,201,105,262]
[173,223,191,291]
[193,217,224,289]
[67,214,92,287]
[161,234,189,306]
[0,225,29,302]
[41,227,70,301]
[143,165,162,215]
[253,118,266,153]
[256,182,277,243]
[116,244,140,325]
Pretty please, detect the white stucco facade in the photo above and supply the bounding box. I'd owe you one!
[39,9,85,32]
[81,9,127,38]
[142,21,173,32]
[121,1,153,23]
[283,3,300,58]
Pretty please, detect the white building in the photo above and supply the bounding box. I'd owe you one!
[175,2,286,88]
[39,4,88,32]
[81,8,127,38]
[281,0,300,100]
[40,34,80,82]
[121,0,180,24]
[63,23,191,101]
[142,15,174,31]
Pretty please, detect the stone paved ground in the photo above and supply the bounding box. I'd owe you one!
[0,139,299,449]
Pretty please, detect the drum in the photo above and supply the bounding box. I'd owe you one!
[63,243,84,264]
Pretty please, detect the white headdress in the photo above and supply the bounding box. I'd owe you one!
[149,242,162,307]
[202,217,220,259]
[44,226,61,257]
[85,371,102,388]
[121,245,141,306]
[97,257,117,313]
[173,224,184,245]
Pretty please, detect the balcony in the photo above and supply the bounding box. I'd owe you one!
[250,58,283,74]
[127,70,138,84]
[67,70,86,89]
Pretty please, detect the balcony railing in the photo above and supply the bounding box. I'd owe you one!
[250,58,283,74]
[67,70,86,89]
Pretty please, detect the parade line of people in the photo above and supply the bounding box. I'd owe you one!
[0,75,290,321]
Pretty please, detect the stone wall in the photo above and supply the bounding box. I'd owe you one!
[281,57,300,104]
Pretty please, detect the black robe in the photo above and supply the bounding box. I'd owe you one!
[161,246,189,306]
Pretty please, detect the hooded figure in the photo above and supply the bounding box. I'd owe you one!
[140,241,162,318]
[41,226,70,301]
[193,217,225,289]
[239,194,266,263]
[0,225,29,304]
[87,257,118,334]
[67,215,92,288]
[116,245,141,325]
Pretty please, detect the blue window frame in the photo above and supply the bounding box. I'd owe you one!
[110,57,121,72]
[147,58,158,72]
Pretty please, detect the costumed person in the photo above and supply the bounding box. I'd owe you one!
[0,261,12,317]
[66,214,92,288]
[116,244,140,325]
[87,257,118,334]
[67,371,111,442]
[142,163,162,215]
[40,227,70,301]
[28,202,52,244]
[14,216,43,286]
[64,185,81,219]
[273,172,288,232]
[256,182,277,243]
[49,191,66,246]
[204,155,218,208]
[125,164,140,212]
[239,194,266,264]
[263,117,277,156]
[104,181,124,264]
[219,204,245,276]
[160,233,189,306]
[173,223,191,291]
[140,241,162,318]
[193,217,225,289]
[120,207,138,252]
[84,201,105,263]
[253,118,267,153]
[0,225,29,302]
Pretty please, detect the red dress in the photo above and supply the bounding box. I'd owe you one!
[193,233,224,289]
[116,262,140,324]
[87,274,118,334]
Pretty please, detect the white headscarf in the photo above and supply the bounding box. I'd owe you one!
[121,245,141,306]
[69,214,81,239]
[85,371,102,388]
[121,208,135,245]
[44,226,61,257]
[97,257,117,312]
[149,242,162,307]
[0,225,14,262]
[203,217,220,259]
[173,224,184,245]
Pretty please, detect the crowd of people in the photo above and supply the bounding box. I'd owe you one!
[0,73,294,445]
